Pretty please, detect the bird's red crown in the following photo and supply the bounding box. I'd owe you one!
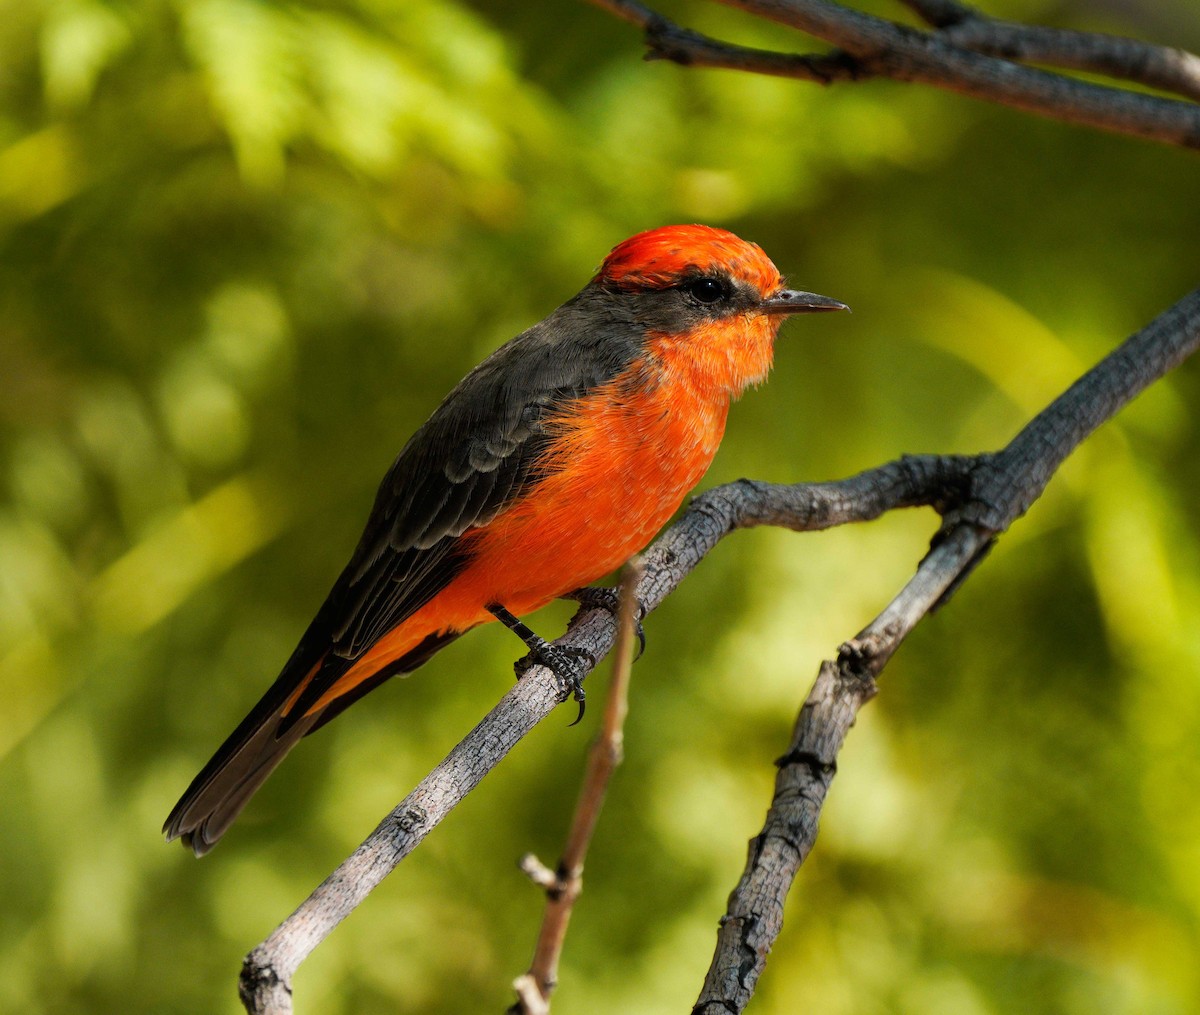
[595,224,782,297]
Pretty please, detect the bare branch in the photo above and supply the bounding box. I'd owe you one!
[961,290,1200,533]
[692,531,982,1013]
[899,0,1200,102]
[693,286,1200,1013]
[593,0,1200,149]
[510,560,644,1013]
[726,0,1200,147]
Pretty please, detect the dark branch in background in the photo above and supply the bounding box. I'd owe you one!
[591,0,1200,149]
[239,286,1200,1014]
[599,0,867,83]
[899,0,1200,102]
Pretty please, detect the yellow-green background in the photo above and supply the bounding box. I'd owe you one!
[1,1,1198,1012]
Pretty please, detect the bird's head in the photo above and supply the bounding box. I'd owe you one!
[590,224,847,395]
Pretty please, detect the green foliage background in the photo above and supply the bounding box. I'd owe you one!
[1,0,1198,1012]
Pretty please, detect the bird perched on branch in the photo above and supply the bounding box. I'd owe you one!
[164,224,848,854]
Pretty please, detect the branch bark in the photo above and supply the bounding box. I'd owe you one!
[590,0,1200,149]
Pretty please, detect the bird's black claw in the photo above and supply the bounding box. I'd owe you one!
[568,690,586,728]
[514,640,593,725]
[564,586,647,660]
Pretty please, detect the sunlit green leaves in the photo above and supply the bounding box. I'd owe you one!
[178,0,534,185]
[181,0,309,184]
[41,0,134,111]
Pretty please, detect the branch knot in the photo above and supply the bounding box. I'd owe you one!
[774,748,836,780]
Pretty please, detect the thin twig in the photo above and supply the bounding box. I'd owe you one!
[510,559,645,1013]
[511,976,550,1015]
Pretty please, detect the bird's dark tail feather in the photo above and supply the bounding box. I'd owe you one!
[163,630,461,856]
[163,708,317,856]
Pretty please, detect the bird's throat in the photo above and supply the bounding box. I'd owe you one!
[643,315,777,399]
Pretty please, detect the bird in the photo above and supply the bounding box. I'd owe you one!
[163,224,848,854]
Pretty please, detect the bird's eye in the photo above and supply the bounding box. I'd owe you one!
[686,277,726,304]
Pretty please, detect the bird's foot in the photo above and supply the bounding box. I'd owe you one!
[514,640,594,726]
[563,586,647,660]
[488,602,592,725]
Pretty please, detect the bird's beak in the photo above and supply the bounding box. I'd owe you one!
[761,288,850,315]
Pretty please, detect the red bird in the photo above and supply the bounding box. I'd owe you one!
[164,225,847,854]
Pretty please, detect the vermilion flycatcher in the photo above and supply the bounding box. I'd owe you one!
[164,224,847,854]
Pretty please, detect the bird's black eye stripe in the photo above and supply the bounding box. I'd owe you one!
[685,277,727,304]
